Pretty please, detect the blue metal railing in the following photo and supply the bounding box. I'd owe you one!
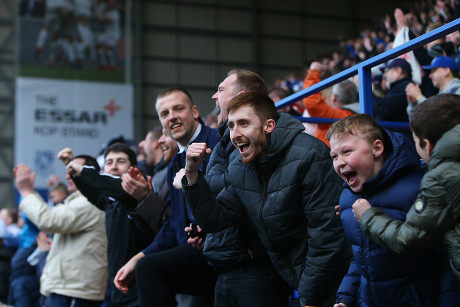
[275,18,460,130]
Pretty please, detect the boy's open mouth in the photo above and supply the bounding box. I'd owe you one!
[343,171,357,186]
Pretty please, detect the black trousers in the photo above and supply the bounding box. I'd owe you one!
[214,263,291,307]
[135,244,216,307]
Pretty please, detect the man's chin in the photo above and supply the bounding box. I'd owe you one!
[240,154,254,164]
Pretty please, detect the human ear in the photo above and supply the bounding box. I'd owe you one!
[372,139,384,159]
[192,105,200,119]
[424,138,434,157]
[264,119,276,134]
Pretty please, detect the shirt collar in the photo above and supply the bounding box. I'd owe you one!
[178,124,202,153]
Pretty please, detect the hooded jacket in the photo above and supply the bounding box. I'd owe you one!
[337,130,447,306]
[203,123,271,268]
[361,124,460,282]
[184,112,351,305]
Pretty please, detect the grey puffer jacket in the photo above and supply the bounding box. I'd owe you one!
[184,112,351,305]
[360,124,460,276]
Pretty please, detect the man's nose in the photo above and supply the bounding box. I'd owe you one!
[231,126,242,139]
[168,111,177,121]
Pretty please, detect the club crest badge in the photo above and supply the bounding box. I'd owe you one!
[414,199,425,213]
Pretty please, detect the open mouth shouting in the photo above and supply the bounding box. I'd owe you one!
[236,141,250,155]
[342,170,358,187]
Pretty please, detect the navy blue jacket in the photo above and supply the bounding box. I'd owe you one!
[336,130,441,306]
[143,124,219,254]
[373,77,411,123]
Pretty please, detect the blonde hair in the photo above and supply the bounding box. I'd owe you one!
[327,114,391,159]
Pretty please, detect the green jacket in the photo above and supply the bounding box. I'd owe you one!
[360,124,460,274]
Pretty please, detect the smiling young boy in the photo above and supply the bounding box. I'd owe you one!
[352,94,460,282]
[327,113,448,306]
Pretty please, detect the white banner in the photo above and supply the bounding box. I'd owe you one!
[15,77,133,190]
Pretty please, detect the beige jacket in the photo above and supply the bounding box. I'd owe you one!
[20,191,108,300]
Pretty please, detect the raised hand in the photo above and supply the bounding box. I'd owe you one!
[13,164,36,198]
[352,198,371,222]
[57,147,74,166]
[184,143,212,185]
[121,167,150,201]
[66,160,84,176]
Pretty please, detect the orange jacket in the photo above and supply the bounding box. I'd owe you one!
[302,70,355,147]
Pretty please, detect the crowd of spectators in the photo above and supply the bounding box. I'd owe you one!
[2,1,460,307]
[270,0,460,126]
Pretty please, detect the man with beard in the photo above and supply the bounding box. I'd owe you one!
[182,91,351,307]
[186,69,291,306]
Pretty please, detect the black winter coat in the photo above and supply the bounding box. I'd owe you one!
[203,123,271,267]
[184,113,352,306]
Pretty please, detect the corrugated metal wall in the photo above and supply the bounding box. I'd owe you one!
[0,0,16,208]
[136,0,401,136]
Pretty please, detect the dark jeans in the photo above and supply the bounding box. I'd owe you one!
[49,293,103,307]
[214,263,290,307]
[135,244,216,307]
[8,275,40,307]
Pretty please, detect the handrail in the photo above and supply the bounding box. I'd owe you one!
[275,18,460,129]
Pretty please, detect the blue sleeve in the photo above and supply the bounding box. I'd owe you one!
[336,259,361,306]
[142,219,178,255]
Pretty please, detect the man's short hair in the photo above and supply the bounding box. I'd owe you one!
[155,86,204,124]
[50,182,69,195]
[156,86,194,106]
[332,80,358,105]
[228,69,268,95]
[104,142,137,167]
[410,93,460,149]
[1,208,18,224]
[148,126,163,141]
[227,91,280,123]
[268,87,290,100]
[73,154,101,172]
[326,114,392,159]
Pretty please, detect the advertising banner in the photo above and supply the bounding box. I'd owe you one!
[15,77,133,190]
[15,1,134,198]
